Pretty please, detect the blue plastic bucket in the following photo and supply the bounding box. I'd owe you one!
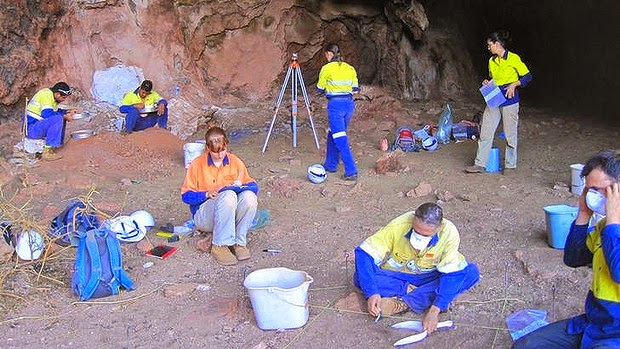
[543,205,578,249]
[486,147,501,173]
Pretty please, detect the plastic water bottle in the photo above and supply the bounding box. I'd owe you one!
[183,219,194,229]
[175,85,180,97]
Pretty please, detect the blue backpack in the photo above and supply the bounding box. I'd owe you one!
[72,228,135,301]
[391,126,420,152]
[50,200,100,247]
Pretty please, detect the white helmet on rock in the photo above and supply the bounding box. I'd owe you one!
[15,230,45,261]
[307,164,327,184]
[130,210,155,229]
[106,216,146,243]
[422,136,439,151]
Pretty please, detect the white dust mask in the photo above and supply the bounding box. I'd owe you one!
[410,231,433,250]
[585,189,607,216]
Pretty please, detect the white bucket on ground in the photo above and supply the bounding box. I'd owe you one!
[570,164,585,194]
[23,138,45,154]
[183,141,205,168]
[243,267,313,330]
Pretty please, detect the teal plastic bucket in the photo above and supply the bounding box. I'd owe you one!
[543,205,578,249]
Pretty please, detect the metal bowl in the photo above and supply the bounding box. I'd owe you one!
[71,129,95,139]
[72,113,84,120]
[140,106,156,113]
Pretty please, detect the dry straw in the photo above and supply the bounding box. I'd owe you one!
[0,185,112,315]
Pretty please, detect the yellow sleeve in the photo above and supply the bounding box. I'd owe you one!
[120,91,140,106]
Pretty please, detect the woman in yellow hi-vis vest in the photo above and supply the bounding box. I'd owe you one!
[466,31,532,175]
[316,43,359,181]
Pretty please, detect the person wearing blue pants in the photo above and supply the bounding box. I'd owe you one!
[513,150,620,349]
[354,202,480,334]
[25,82,77,161]
[119,80,168,134]
[317,43,359,180]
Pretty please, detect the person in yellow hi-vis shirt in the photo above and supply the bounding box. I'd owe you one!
[25,82,77,161]
[316,43,359,181]
[119,80,168,134]
[466,31,532,175]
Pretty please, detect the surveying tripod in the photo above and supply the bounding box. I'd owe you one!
[262,53,320,153]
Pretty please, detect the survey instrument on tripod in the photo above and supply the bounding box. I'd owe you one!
[262,53,320,153]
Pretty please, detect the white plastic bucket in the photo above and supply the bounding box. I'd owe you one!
[23,138,45,154]
[243,267,313,330]
[570,164,585,194]
[183,141,205,168]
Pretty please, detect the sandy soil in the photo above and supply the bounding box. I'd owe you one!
[0,97,618,349]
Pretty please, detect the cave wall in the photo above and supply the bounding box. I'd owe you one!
[0,0,479,120]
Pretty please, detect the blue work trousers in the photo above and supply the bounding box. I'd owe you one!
[324,97,357,177]
[27,114,66,147]
[512,317,617,349]
[119,106,168,133]
[354,262,480,313]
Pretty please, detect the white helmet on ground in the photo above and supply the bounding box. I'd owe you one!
[106,216,146,243]
[15,230,45,261]
[307,164,327,184]
[422,136,439,151]
[130,210,155,229]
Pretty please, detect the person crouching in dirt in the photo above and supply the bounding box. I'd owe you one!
[118,80,168,134]
[513,150,620,349]
[181,126,258,266]
[25,82,78,161]
[354,202,480,333]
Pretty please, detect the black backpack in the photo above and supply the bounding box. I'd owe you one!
[50,200,100,247]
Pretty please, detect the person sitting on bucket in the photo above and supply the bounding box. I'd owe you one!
[354,202,480,333]
[513,149,620,349]
[118,80,168,134]
[25,82,78,161]
[181,126,258,266]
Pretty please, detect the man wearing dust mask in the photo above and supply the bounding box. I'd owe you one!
[354,202,480,334]
[514,149,620,348]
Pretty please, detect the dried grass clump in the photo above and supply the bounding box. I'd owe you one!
[0,185,110,314]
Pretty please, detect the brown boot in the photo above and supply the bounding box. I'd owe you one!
[232,244,251,261]
[380,297,409,316]
[211,245,237,266]
[41,147,63,161]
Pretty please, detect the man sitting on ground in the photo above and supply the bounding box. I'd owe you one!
[25,82,77,161]
[354,202,480,333]
[513,149,620,349]
[119,80,168,134]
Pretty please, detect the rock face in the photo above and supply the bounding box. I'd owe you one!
[0,0,477,121]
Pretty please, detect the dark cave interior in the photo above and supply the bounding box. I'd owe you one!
[423,0,619,121]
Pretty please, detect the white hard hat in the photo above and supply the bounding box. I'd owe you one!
[307,164,327,184]
[15,230,45,261]
[422,136,439,151]
[105,216,146,243]
[129,210,155,229]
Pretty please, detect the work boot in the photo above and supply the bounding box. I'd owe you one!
[465,165,485,173]
[211,245,237,266]
[380,297,409,316]
[232,244,251,261]
[41,147,63,161]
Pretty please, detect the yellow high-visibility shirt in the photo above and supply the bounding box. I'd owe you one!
[317,61,359,97]
[120,89,164,108]
[488,51,530,86]
[26,88,58,121]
